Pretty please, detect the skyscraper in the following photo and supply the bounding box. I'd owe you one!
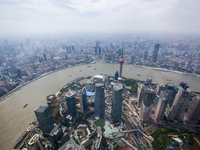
[46,94,61,123]
[140,87,156,122]
[111,83,123,124]
[185,95,200,124]
[152,43,160,63]
[166,82,191,121]
[115,71,119,80]
[155,91,167,121]
[95,83,105,117]
[137,78,152,107]
[43,53,47,61]
[79,87,87,113]
[7,58,17,74]
[144,51,148,60]
[34,104,54,135]
[99,47,101,54]
[95,47,98,54]
[66,91,77,118]
[72,46,74,52]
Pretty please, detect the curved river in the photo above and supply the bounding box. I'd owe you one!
[0,63,200,149]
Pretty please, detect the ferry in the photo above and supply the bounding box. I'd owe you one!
[93,68,96,70]
[167,79,172,81]
[23,104,28,108]
[69,75,71,77]
[79,70,82,72]
[87,65,92,68]
[137,74,141,76]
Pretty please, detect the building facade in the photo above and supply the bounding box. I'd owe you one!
[185,95,200,124]
[140,87,156,122]
[95,83,105,117]
[154,91,167,121]
[34,104,54,135]
[166,83,191,121]
[46,94,61,123]
[111,83,123,124]
[152,43,160,63]
[65,91,77,118]
[80,87,88,113]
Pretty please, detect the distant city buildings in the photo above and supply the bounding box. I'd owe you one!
[34,104,54,135]
[111,83,123,124]
[152,43,160,63]
[65,91,77,118]
[94,83,105,117]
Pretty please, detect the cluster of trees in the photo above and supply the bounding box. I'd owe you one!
[123,79,138,93]
[152,128,200,150]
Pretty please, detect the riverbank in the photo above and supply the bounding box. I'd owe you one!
[0,62,94,102]
[1,62,200,102]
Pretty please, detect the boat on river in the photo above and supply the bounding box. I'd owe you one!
[23,104,28,108]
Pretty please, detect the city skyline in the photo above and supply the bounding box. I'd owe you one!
[0,0,200,35]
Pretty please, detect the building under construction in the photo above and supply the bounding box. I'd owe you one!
[47,94,61,123]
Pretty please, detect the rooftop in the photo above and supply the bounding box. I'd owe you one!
[65,91,75,98]
[35,104,47,112]
[28,134,40,145]
[95,83,104,88]
[113,83,123,91]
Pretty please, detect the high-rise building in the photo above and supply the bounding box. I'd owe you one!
[155,91,167,121]
[79,87,87,113]
[156,83,165,95]
[140,87,156,122]
[152,43,160,63]
[34,104,54,135]
[28,134,44,150]
[99,47,101,54]
[72,46,74,52]
[95,83,105,117]
[137,84,145,107]
[7,58,17,74]
[131,55,134,64]
[185,95,200,124]
[165,82,191,121]
[65,91,77,118]
[119,45,124,78]
[115,71,119,80]
[46,94,61,123]
[137,78,152,107]
[144,51,148,60]
[111,83,123,124]
[43,53,47,61]
[66,46,69,53]
[95,47,98,54]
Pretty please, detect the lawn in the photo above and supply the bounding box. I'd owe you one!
[94,117,105,132]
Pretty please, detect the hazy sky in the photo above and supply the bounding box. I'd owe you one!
[0,0,200,35]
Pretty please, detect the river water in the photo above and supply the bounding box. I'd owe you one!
[0,63,200,150]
